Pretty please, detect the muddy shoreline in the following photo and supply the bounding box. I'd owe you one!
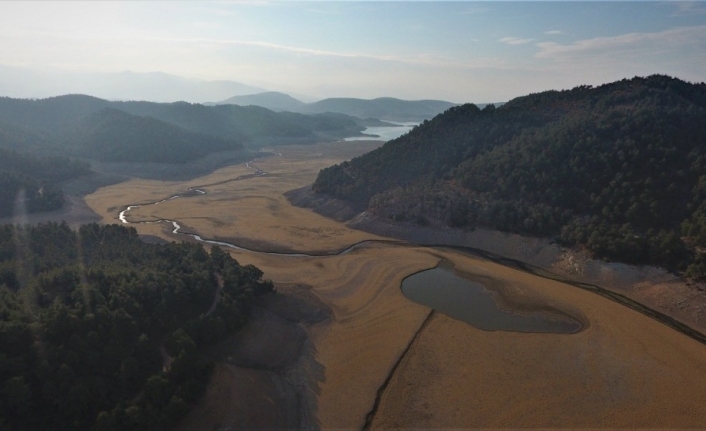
[367,220,706,344]
[286,186,706,340]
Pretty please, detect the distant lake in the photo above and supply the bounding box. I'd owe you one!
[401,261,581,334]
[344,121,418,142]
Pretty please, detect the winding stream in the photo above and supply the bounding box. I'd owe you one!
[117,156,706,346]
[118,159,397,257]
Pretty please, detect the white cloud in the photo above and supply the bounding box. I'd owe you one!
[544,30,562,35]
[307,8,341,15]
[499,37,534,46]
[535,25,706,60]
[215,0,270,6]
[669,1,706,16]
[138,36,509,71]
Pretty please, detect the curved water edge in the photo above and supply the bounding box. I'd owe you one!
[119,160,264,224]
[401,260,583,334]
[344,122,418,142]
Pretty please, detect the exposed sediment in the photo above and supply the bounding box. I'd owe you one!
[361,310,435,430]
[346,215,706,338]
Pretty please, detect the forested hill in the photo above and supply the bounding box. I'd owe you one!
[0,223,273,431]
[0,94,367,164]
[217,91,306,112]
[64,109,240,163]
[216,93,458,122]
[312,75,706,278]
[300,97,457,121]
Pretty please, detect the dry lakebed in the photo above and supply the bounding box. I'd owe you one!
[84,141,706,430]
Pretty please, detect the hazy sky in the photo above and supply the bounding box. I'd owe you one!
[1,1,705,103]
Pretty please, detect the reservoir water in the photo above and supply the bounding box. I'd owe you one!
[344,121,417,142]
[402,262,581,333]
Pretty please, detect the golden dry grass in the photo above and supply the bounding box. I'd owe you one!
[371,249,706,429]
[85,142,385,252]
[84,142,706,430]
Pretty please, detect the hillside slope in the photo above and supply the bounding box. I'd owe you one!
[65,109,242,163]
[0,223,273,431]
[217,93,458,122]
[0,95,366,164]
[312,75,706,277]
[217,91,306,112]
[301,97,457,121]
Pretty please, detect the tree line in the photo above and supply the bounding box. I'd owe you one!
[0,148,91,218]
[0,222,272,430]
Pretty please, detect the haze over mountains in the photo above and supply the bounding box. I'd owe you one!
[0,65,459,122]
[216,91,458,122]
[0,64,268,104]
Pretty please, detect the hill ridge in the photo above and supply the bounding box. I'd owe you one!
[217,92,458,121]
[311,74,706,278]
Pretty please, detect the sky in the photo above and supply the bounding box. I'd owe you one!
[0,1,705,103]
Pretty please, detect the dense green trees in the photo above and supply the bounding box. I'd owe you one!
[0,148,91,218]
[66,109,241,163]
[0,94,368,164]
[0,223,272,430]
[313,75,706,277]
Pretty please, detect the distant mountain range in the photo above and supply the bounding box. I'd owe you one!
[217,92,307,112]
[0,65,461,121]
[216,91,458,122]
[0,64,267,103]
